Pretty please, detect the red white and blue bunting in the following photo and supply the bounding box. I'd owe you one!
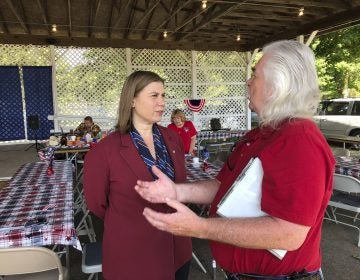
[184,99,206,112]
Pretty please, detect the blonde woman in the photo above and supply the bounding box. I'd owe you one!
[168,109,197,155]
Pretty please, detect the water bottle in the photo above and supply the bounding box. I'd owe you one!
[212,259,217,280]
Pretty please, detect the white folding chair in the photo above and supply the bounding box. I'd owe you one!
[75,198,97,242]
[82,242,102,280]
[0,246,67,279]
[73,168,96,242]
[331,147,350,157]
[192,251,207,273]
[325,173,360,246]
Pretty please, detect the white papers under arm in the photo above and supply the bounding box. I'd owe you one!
[216,157,287,260]
[268,249,287,259]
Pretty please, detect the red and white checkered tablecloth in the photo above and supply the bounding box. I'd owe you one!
[335,158,360,180]
[197,130,247,142]
[0,161,81,250]
[186,162,221,182]
[8,161,73,187]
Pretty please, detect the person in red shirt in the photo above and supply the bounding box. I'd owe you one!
[135,40,335,280]
[168,109,197,155]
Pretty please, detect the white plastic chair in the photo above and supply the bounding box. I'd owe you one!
[331,147,350,157]
[82,242,102,280]
[0,177,11,189]
[325,173,360,246]
[0,246,67,279]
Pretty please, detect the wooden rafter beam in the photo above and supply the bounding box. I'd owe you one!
[36,0,50,35]
[244,0,348,10]
[133,0,161,30]
[143,0,192,39]
[67,0,72,36]
[0,32,243,51]
[124,0,137,39]
[221,11,305,22]
[18,0,31,33]
[0,9,9,34]
[177,2,248,40]
[245,5,360,51]
[107,0,116,38]
[112,0,132,29]
[171,3,210,34]
[203,23,277,36]
[89,0,101,37]
[212,16,296,28]
[5,0,29,34]
[143,8,156,39]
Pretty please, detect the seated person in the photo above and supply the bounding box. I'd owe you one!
[74,116,101,139]
[168,109,197,155]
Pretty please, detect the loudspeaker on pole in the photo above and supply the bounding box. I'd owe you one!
[28,115,40,130]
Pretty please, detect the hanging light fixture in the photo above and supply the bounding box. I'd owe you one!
[236,34,241,41]
[163,31,168,38]
[51,24,57,32]
[298,7,304,17]
[201,0,207,9]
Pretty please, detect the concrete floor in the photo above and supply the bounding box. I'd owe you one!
[1,143,360,280]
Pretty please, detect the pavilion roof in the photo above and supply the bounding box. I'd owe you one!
[0,0,359,51]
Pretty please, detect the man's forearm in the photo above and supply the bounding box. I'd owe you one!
[176,179,220,204]
[197,216,310,251]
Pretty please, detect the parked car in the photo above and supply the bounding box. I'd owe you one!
[313,98,360,147]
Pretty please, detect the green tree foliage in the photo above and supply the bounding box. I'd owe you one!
[55,48,127,118]
[0,45,50,66]
[312,25,360,99]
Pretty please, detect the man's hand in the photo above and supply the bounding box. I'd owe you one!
[143,197,204,237]
[135,165,177,203]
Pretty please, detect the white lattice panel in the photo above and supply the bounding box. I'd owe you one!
[55,47,127,122]
[196,51,247,67]
[165,84,192,99]
[131,49,191,67]
[0,44,50,66]
[131,49,193,128]
[57,119,116,132]
[198,98,247,115]
[132,66,192,85]
[193,50,248,130]
[0,44,250,140]
[196,68,246,84]
[199,115,247,131]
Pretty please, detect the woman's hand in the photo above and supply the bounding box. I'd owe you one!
[143,197,204,238]
[135,165,177,203]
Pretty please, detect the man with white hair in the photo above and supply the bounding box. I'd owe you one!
[135,40,334,280]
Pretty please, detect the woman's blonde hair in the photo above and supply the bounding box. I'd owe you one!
[115,71,164,133]
[171,109,186,123]
[259,40,320,128]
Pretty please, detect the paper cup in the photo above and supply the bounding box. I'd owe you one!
[193,157,199,164]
